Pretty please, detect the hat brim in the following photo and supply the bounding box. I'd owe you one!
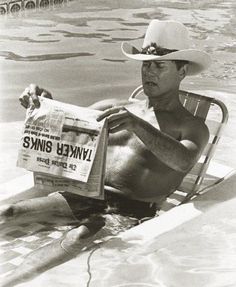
[121,42,211,75]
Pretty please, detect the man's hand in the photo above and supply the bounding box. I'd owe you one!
[19,83,53,109]
[97,106,139,133]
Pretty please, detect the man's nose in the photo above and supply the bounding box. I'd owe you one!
[144,61,159,75]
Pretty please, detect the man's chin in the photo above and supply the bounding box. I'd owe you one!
[143,84,160,97]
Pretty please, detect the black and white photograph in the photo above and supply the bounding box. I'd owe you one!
[0,1,235,286]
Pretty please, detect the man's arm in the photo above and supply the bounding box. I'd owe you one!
[132,117,209,173]
[19,84,129,111]
[89,98,130,111]
[97,107,209,173]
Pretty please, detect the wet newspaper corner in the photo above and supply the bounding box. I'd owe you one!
[17,98,108,199]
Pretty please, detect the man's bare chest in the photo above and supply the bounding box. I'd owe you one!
[108,107,182,147]
[130,103,182,141]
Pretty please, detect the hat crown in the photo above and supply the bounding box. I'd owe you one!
[143,20,190,51]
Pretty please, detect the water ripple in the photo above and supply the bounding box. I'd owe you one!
[0,51,94,61]
[101,35,144,43]
[51,16,124,28]
[121,22,148,27]
[133,12,167,20]
[52,30,108,39]
[0,35,59,44]
[97,28,138,32]
[102,58,127,63]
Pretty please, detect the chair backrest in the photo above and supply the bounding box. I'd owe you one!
[129,85,228,208]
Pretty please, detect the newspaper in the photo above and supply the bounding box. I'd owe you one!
[17,98,108,199]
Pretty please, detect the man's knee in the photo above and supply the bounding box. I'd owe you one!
[80,215,106,236]
[0,204,18,220]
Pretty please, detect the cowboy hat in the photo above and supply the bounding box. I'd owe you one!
[121,20,211,75]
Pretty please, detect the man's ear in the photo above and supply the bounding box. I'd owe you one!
[179,64,188,80]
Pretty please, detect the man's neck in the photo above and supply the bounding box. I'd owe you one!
[147,90,181,112]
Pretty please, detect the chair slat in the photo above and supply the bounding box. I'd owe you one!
[182,95,199,115]
[167,192,186,202]
[195,98,212,119]
[179,91,213,118]
[178,181,200,193]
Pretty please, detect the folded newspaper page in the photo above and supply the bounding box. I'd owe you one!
[17,98,108,199]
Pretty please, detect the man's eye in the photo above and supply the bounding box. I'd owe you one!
[155,62,165,68]
[142,61,166,69]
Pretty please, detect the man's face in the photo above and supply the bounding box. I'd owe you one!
[141,60,182,98]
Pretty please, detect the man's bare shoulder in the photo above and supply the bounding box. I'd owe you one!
[180,107,210,151]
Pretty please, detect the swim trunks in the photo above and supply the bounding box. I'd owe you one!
[58,190,157,221]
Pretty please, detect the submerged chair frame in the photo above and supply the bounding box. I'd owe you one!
[129,85,229,210]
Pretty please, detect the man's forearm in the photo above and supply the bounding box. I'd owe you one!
[133,119,196,173]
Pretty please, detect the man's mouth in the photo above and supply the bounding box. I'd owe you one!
[145,81,157,86]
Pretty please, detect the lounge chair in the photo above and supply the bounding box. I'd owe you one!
[129,85,229,214]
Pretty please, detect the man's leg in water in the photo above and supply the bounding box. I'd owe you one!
[0,192,76,223]
[1,215,105,287]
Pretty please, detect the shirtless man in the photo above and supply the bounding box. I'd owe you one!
[1,20,211,239]
[0,20,212,286]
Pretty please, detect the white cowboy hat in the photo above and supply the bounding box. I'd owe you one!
[121,20,211,75]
